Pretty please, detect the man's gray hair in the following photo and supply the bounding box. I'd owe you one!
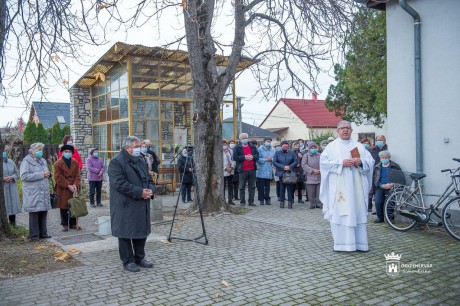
[239,133,248,140]
[142,139,152,145]
[378,150,391,159]
[123,136,140,148]
[337,120,351,129]
[30,142,45,151]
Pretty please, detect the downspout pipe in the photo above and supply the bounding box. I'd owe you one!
[399,0,423,173]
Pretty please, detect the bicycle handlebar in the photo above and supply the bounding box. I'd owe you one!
[453,158,460,163]
[441,169,451,173]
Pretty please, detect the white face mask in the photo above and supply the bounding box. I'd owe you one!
[132,147,141,157]
[229,144,235,149]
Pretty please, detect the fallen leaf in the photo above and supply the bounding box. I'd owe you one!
[34,245,46,250]
[221,280,229,288]
[67,248,80,253]
[213,292,221,298]
[62,80,69,87]
[160,240,172,245]
[54,252,71,261]
[174,224,181,229]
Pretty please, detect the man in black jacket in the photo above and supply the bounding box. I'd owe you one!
[233,133,259,206]
[144,139,160,174]
[108,136,155,273]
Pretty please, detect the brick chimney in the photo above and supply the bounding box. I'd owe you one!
[312,92,318,101]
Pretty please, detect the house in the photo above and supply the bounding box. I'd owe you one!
[259,93,385,142]
[222,118,281,142]
[28,101,70,129]
[362,0,460,195]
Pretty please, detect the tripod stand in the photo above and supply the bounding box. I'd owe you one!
[168,148,208,245]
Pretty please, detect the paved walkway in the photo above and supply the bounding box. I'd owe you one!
[1,190,460,305]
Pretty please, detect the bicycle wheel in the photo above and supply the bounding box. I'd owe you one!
[384,190,419,231]
[442,196,460,241]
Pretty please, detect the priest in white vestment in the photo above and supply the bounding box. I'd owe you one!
[319,120,374,252]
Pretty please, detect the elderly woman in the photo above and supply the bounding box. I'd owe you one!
[19,143,52,241]
[54,145,81,231]
[301,142,322,209]
[373,150,401,223]
[86,148,105,208]
[3,151,22,226]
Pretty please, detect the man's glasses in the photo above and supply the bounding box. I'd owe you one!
[338,127,352,131]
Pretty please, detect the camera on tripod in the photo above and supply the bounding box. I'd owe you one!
[183,146,194,157]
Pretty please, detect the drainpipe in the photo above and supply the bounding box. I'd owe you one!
[399,0,423,173]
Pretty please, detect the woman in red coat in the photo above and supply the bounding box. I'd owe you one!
[54,145,81,231]
[57,135,83,170]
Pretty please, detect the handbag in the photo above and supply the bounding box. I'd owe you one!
[49,179,58,209]
[282,171,298,184]
[68,192,88,218]
[298,173,307,182]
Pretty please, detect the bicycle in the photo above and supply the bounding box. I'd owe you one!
[383,158,460,241]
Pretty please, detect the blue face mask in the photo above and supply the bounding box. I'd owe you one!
[364,144,370,150]
[132,147,141,157]
[381,159,390,165]
[141,147,148,154]
[376,140,384,148]
[310,149,318,155]
[276,147,281,151]
[182,154,188,158]
[63,152,72,159]
[265,142,271,148]
[35,151,43,159]
[2,152,6,159]
[241,139,249,145]
[93,152,99,158]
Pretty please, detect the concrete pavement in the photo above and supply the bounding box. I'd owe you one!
[1,190,459,305]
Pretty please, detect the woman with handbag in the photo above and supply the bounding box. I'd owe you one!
[273,140,298,209]
[301,142,322,209]
[3,150,22,227]
[54,145,81,231]
[20,142,52,241]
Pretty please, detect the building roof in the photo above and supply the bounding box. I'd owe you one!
[260,96,342,128]
[72,42,256,89]
[354,0,387,10]
[223,118,281,140]
[30,102,70,129]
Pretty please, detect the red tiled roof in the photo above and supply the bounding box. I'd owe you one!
[281,98,342,128]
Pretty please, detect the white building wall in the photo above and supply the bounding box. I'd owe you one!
[387,0,460,195]
[260,102,308,140]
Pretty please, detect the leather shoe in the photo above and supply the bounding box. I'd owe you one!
[136,259,153,268]
[124,263,141,272]
[248,203,256,206]
[374,219,384,223]
[40,235,51,239]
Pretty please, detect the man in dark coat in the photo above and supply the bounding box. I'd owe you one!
[233,133,259,206]
[370,135,389,164]
[109,136,155,273]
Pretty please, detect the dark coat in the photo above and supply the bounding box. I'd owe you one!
[147,149,160,173]
[108,149,155,239]
[54,158,81,209]
[373,160,402,190]
[273,149,298,177]
[177,155,194,184]
[233,144,259,172]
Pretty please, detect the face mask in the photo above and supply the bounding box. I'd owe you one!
[265,142,271,147]
[376,140,384,148]
[229,144,235,149]
[2,152,6,159]
[276,147,281,151]
[132,147,141,157]
[63,152,72,159]
[381,159,390,165]
[241,139,248,145]
[182,154,188,158]
[93,152,99,158]
[141,147,148,154]
[67,141,73,146]
[310,149,318,155]
[223,145,228,150]
[364,144,370,150]
[35,151,43,158]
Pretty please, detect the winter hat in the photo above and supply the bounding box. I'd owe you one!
[90,148,99,156]
[60,145,74,153]
[280,140,289,146]
[327,136,335,142]
[263,137,272,142]
[308,142,318,149]
[320,140,328,146]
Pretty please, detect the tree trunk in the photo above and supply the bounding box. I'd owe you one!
[183,0,227,213]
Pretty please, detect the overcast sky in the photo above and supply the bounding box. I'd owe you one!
[0,3,336,128]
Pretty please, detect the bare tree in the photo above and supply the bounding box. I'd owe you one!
[99,0,356,212]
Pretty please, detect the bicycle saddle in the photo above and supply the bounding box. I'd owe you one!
[410,173,426,180]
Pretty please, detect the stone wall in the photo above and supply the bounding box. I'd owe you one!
[70,86,93,181]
